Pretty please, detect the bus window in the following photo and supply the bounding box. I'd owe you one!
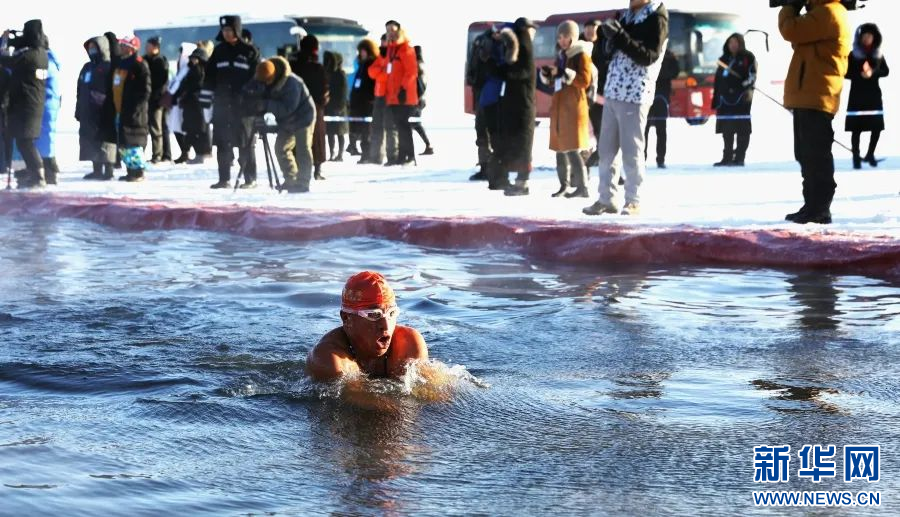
[243,21,298,59]
[533,25,557,60]
[686,15,739,75]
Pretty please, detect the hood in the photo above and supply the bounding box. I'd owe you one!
[498,27,520,64]
[21,19,46,49]
[190,46,209,63]
[853,23,882,58]
[323,51,343,72]
[178,42,197,69]
[357,38,379,60]
[299,34,319,61]
[270,56,291,90]
[722,33,746,56]
[105,32,122,60]
[565,39,592,59]
[84,36,111,62]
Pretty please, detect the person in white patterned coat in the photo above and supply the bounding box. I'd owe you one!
[583,0,668,217]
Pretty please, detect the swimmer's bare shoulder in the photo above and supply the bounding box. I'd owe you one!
[307,328,357,381]
[306,326,428,381]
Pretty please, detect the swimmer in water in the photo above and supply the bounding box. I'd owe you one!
[307,271,428,381]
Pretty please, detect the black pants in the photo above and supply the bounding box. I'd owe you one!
[149,104,165,160]
[475,106,493,166]
[17,137,42,172]
[721,129,751,163]
[644,119,667,164]
[390,105,415,163]
[216,141,256,183]
[412,122,431,148]
[793,109,836,215]
[850,130,881,158]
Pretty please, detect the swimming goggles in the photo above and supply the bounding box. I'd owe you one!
[341,306,400,322]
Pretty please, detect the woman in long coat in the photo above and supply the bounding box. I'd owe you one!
[712,33,756,167]
[539,20,592,198]
[845,23,889,168]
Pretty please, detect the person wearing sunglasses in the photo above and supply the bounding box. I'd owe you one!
[307,271,428,381]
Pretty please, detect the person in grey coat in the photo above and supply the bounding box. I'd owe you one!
[255,56,316,193]
[77,35,117,180]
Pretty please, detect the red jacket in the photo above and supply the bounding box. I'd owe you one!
[368,55,389,98]
[384,37,418,107]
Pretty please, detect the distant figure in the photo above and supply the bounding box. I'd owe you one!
[324,51,348,162]
[144,36,169,163]
[78,35,115,180]
[307,271,428,381]
[384,21,419,167]
[644,49,679,169]
[713,33,756,167]
[291,34,328,179]
[845,23,889,169]
[37,38,61,184]
[412,45,433,156]
[348,39,377,160]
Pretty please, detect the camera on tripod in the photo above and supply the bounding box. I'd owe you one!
[769,0,868,10]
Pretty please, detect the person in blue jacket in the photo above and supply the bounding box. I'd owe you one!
[37,38,61,184]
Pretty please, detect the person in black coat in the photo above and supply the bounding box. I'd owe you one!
[713,33,756,167]
[644,49,679,168]
[324,51,348,162]
[465,27,495,181]
[144,36,170,163]
[496,17,537,196]
[78,36,117,180]
[290,35,328,179]
[202,15,260,189]
[349,38,377,161]
[1,20,48,189]
[110,35,151,182]
[175,47,210,164]
[411,45,433,156]
[845,23,889,169]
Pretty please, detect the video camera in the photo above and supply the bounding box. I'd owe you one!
[769,0,868,10]
[2,30,19,49]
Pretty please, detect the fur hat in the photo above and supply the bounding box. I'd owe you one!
[256,60,277,85]
[557,20,579,41]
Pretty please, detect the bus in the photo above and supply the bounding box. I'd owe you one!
[465,9,741,125]
[135,16,368,77]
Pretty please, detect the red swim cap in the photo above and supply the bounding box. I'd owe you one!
[341,271,396,310]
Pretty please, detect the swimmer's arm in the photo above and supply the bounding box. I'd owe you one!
[306,336,357,382]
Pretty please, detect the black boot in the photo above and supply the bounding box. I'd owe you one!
[853,154,862,170]
[864,153,879,167]
[314,165,325,180]
[469,164,488,181]
[551,185,568,198]
[564,187,589,198]
[102,163,115,180]
[84,162,105,180]
[17,168,45,189]
[714,151,733,167]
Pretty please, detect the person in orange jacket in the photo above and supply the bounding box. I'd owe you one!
[384,21,419,166]
[363,33,397,165]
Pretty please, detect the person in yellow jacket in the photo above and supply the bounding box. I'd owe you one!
[779,0,851,225]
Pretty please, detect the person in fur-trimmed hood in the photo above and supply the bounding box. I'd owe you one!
[77,35,116,181]
[255,56,316,193]
[482,17,537,195]
[845,23,889,169]
[539,20,593,199]
[583,0,668,217]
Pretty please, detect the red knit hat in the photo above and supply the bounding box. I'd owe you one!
[341,271,396,310]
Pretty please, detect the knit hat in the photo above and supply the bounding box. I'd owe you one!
[147,36,161,47]
[256,60,277,85]
[557,20,579,41]
[118,34,141,51]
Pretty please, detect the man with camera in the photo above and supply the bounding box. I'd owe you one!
[777,0,852,225]
[1,20,48,189]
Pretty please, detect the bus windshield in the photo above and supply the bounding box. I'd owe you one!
[667,12,740,76]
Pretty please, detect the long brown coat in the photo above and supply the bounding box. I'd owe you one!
[543,41,592,152]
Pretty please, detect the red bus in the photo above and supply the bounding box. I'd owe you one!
[465,9,740,125]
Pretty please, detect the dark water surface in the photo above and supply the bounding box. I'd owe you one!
[0,217,898,515]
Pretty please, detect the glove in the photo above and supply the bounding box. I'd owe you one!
[600,19,622,41]
[398,88,407,104]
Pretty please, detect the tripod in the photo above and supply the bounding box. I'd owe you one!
[259,129,282,192]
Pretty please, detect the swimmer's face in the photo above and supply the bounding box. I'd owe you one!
[341,305,398,358]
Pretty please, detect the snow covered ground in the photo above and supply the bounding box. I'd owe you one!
[9,123,898,238]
